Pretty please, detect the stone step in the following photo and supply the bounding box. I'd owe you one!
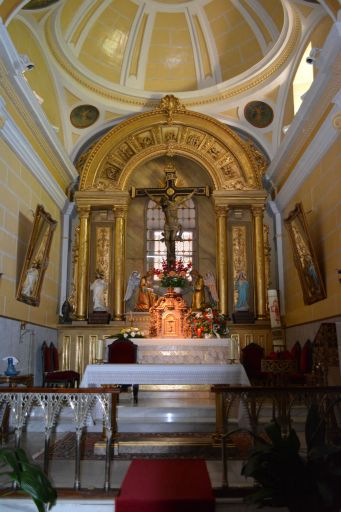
[94,433,223,457]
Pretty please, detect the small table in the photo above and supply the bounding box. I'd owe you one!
[261,359,297,386]
[0,374,34,442]
[0,374,34,387]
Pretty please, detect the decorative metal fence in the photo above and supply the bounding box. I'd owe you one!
[212,385,341,488]
[0,387,119,491]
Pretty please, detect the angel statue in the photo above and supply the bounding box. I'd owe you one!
[203,272,219,307]
[124,271,141,311]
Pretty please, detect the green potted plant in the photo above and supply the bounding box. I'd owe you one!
[0,447,57,512]
[241,404,341,512]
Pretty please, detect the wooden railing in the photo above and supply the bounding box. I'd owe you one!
[212,385,341,489]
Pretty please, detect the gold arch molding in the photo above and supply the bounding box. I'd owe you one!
[79,96,267,194]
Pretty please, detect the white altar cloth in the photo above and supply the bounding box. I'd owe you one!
[80,363,249,388]
[104,338,239,364]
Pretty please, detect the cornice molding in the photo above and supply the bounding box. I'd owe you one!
[0,21,78,185]
[0,97,67,210]
[266,21,341,190]
[275,103,340,211]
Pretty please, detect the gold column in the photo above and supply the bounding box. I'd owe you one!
[215,206,228,316]
[252,205,267,319]
[113,206,127,320]
[76,206,90,320]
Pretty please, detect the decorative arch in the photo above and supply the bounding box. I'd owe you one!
[79,96,267,193]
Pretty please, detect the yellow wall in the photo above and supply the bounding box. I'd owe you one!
[283,137,341,326]
[0,138,61,326]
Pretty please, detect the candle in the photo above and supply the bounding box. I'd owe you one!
[96,339,104,360]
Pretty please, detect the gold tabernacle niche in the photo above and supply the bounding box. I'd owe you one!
[149,289,191,338]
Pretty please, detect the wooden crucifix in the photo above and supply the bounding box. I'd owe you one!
[130,163,210,265]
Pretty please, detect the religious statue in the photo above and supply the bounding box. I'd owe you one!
[90,271,107,311]
[146,191,195,265]
[235,271,249,311]
[22,262,40,297]
[135,270,158,312]
[124,271,141,311]
[203,272,219,306]
[191,270,206,311]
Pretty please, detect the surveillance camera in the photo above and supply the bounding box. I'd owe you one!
[306,47,321,65]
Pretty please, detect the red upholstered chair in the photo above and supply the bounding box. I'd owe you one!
[241,342,265,385]
[42,341,80,388]
[107,338,139,403]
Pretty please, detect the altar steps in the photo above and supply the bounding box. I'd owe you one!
[116,391,220,434]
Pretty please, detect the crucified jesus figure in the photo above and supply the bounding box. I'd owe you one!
[146,191,195,265]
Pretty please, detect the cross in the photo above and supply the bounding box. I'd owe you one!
[130,163,210,265]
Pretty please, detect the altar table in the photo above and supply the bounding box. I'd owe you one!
[104,337,239,365]
[80,363,249,388]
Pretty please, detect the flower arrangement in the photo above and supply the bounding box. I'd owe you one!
[152,259,192,289]
[112,327,145,339]
[187,308,229,338]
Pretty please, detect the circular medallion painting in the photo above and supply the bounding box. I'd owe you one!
[70,105,99,129]
[244,101,274,128]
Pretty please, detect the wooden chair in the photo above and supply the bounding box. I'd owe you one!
[241,342,265,385]
[107,338,139,403]
[42,341,80,388]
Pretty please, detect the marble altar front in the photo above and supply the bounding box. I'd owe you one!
[104,337,239,364]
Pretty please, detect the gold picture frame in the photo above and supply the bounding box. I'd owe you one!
[284,203,326,305]
[16,205,57,307]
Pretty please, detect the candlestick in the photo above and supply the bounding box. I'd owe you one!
[96,338,104,361]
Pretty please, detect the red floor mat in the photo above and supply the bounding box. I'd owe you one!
[116,459,215,512]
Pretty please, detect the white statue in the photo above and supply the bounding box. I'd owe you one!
[90,271,107,311]
[22,262,39,297]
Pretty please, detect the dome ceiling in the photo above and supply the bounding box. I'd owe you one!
[38,0,284,93]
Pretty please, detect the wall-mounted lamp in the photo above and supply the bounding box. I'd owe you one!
[306,47,321,65]
[19,54,35,73]
[337,269,341,283]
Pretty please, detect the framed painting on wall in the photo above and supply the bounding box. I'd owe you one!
[284,202,326,305]
[16,205,57,307]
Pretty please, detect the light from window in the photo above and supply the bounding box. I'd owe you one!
[293,42,314,115]
[146,198,196,274]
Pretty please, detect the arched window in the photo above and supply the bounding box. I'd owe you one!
[146,198,196,273]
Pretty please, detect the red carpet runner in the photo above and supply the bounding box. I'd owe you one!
[115,459,215,512]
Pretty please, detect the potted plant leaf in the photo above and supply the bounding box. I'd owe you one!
[0,447,57,512]
[241,403,341,512]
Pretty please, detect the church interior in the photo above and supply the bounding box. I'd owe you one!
[0,0,340,510]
